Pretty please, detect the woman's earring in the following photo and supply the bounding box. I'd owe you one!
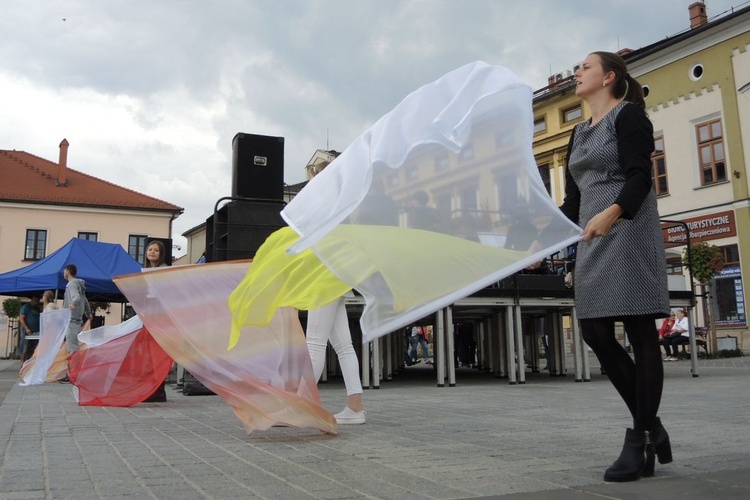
[602,82,607,87]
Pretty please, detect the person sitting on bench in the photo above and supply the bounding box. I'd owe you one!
[662,309,689,361]
[658,312,676,357]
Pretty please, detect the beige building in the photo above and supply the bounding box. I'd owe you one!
[178,222,208,265]
[532,2,750,349]
[0,139,183,337]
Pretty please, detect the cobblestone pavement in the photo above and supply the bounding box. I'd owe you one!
[1,355,749,499]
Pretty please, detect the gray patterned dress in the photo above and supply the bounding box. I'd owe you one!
[566,102,670,319]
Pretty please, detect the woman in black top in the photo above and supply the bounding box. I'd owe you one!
[561,51,671,482]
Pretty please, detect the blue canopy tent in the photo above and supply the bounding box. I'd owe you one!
[0,238,142,302]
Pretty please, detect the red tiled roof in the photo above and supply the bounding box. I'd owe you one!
[0,149,183,213]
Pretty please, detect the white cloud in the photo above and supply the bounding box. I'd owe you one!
[1,0,744,257]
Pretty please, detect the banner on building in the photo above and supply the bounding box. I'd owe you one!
[662,210,736,248]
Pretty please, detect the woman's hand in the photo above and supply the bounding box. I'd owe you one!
[582,204,624,241]
[526,240,543,270]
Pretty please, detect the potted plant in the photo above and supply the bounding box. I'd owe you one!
[2,297,22,319]
[2,298,23,359]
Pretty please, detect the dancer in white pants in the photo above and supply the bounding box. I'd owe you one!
[303,158,365,425]
[306,296,365,424]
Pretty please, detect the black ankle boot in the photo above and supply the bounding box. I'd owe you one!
[650,417,672,464]
[603,428,655,482]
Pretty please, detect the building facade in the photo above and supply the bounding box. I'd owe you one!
[533,2,750,348]
[0,139,183,326]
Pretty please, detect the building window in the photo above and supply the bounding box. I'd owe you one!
[406,166,418,181]
[696,118,726,185]
[25,229,47,260]
[562,104,582,123]
[497,174,518,213]
[78,232,98,242]
[128,234,148,266]
[434,192,452,218]
[533,117,546,134]
[713,244,746,327]
[459,144,475,161]
[666,257,683,275]
[652,136,669,195]
[434,154,450,171]
[495,132,513,150]
[537,164,551,195]
[689,63,704,81]
[460,185,478,214]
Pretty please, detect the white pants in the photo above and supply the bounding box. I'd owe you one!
[306,297,363,396]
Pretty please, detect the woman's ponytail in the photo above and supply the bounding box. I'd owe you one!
[623,74,646,111]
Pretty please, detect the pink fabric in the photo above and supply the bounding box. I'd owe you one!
[114,261,336,435]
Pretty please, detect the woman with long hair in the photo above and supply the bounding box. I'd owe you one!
[143,239,169,402]
[558,51,671,481]
[144,240,167,268]
[42,290,58,312]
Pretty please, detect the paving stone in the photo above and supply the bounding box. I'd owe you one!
[1,357,749,499]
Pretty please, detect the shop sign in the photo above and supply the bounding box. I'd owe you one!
[662,210,736,248]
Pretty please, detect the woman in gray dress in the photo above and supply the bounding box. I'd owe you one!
[561,51,671,482]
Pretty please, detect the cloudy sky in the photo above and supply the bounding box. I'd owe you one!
[1,0,745,257]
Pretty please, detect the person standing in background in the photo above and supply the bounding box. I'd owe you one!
[144,240,168,269]
[409,325,430,364]
[143,239,169,402]
[58,264,91,384]
[19,294,41,361]
[42,290,58,312]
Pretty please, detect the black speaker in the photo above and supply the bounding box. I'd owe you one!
[144,237,173,266]
[232,133,284,201]
[205,200,286,262]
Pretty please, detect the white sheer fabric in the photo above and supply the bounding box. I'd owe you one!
[282,62,582,341]
[77,315,143,348]
[19,308,70,386]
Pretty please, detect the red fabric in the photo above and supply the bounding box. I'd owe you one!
[69,327,172,407]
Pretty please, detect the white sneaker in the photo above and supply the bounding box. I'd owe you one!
[334,407,366,425]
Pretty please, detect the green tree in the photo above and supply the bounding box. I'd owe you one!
[2,298,22,319]
[2,298,23,359]
[683,242,725,352]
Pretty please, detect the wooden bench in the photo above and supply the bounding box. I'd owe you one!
[678,327,708,356]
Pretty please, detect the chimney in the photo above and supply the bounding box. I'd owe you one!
[57,138,69,186]
[689,2,708,29]
[616,48,634,57]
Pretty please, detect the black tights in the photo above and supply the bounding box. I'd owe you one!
[580,316,663,432]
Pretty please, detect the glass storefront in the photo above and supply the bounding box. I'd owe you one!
[713,245,746,327]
